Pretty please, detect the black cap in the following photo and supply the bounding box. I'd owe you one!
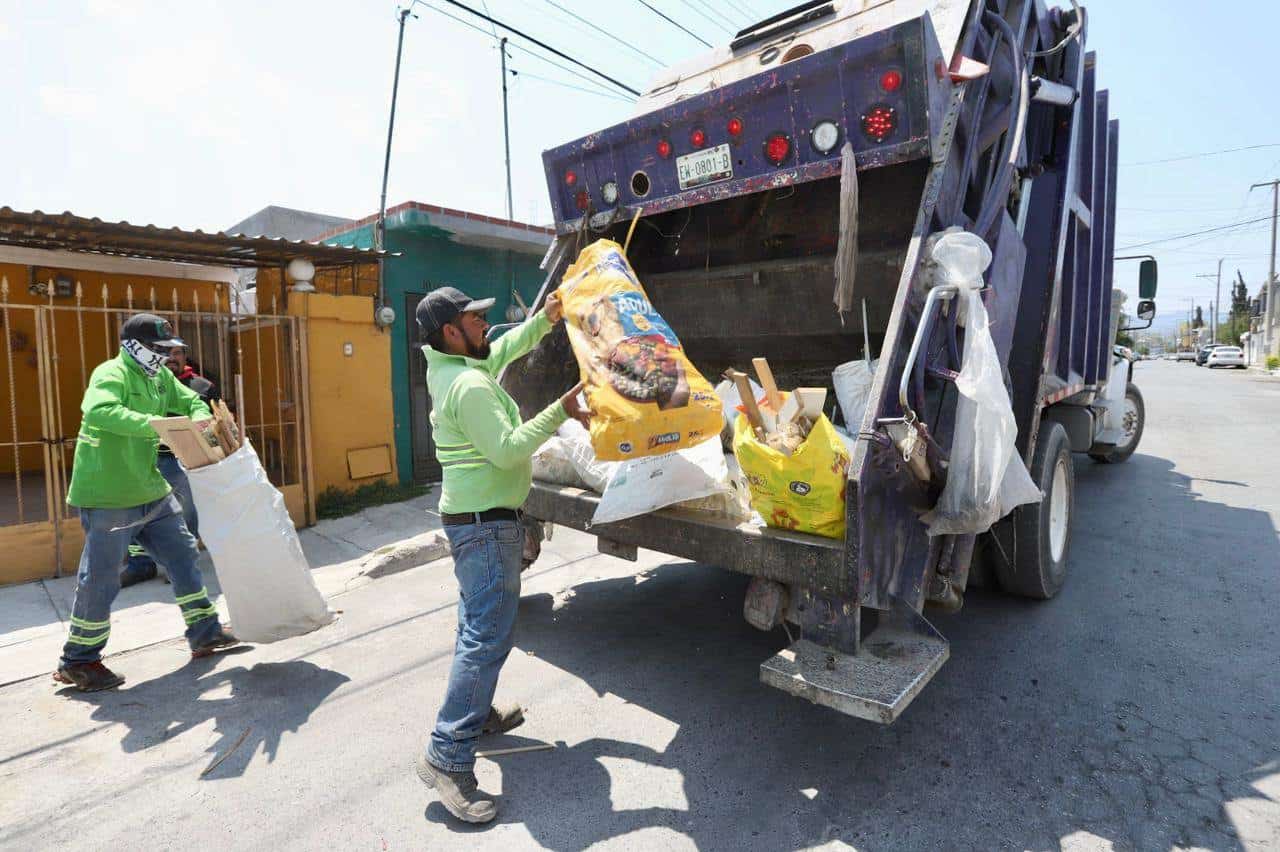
[415,287,496,339]
[120,313,184,349]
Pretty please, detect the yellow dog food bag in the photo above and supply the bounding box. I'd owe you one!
[558,239,722,462]
[732,413,850,539]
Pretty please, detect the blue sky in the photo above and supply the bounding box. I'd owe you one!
[3,0,1278,317]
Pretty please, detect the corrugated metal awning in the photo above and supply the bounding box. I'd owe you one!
[0,207,392,269]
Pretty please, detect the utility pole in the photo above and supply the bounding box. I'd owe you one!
[1196,258,1223,345]
[499,37,514,221]
[377,6,414,316]
[1250,179,1279,357]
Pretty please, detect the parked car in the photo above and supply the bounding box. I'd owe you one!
[1206,346,1246,369]
[1175,350,1197,362]
[1196,344,1228,366]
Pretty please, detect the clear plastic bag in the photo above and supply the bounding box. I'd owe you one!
[832,358,878,431]
[922,232,1041,536]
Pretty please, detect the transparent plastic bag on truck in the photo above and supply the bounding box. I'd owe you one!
[186,439,335,643]
[832,358,878,431]
[922,232,1041,536]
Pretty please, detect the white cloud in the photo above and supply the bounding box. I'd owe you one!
[38,85,101,120]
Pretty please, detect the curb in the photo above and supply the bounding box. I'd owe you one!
[357,531,451,580]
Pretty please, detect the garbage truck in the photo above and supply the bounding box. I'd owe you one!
[501,0,1158,723]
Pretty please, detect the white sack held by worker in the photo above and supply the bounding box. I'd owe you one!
[186,439,335,642]
[922,231,1041,536]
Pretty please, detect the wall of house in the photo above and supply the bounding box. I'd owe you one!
[287,292,397,498]
[324,222,549,483]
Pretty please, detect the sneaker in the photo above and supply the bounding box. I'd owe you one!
[53,662,125,692]
[414,754,497,824]
[191,626,241,659]
[481,702,525,736]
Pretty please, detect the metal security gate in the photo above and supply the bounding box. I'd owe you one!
[0,277,313,583]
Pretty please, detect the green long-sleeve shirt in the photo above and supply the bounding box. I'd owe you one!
[424,312,568,514]
[67,349,213,509]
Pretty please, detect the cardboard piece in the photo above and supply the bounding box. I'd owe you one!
[150,417,224,469]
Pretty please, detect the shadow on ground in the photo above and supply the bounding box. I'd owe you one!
[62,652,349,778]
[448,451,1279,850]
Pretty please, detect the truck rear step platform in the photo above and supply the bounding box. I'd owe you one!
[761,599,949,723]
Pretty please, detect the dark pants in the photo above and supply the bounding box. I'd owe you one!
[122,455,197,582]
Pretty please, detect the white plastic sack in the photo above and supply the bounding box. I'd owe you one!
[558,419,619,493]
[832,358,878,431]
[922,232,1041,536]
[532,436,586,488]
[675,454,753,522]
[592,436,729,525]
[714,377,763,444]
[186,439,335,643]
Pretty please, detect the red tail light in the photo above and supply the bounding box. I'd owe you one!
[575,190,590,212]
[690,128,707,148]
[727,117,744,138]
[657,139,672,159]
[879,69,903,92]
[861,105,897,142]
[764,133,791,165]
[565,169,578,186]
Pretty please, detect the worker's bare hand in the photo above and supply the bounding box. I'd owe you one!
[560,382,592,428]
[544,291,565,324]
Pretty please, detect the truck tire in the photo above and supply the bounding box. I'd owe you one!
[1089,383,1144,464]
[998,422,1072,600]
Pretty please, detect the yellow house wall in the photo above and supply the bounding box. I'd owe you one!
[288,292,396,496]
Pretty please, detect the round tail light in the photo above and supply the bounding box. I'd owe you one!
[764,133,791,165]
[575,190,590,212]
[880,69,903,92]
[601,180,619,205]
[657,139,672,159]
[690,128,706,148]
[861,105,897,142]
[565,169,578,186]
[727,117,744,137]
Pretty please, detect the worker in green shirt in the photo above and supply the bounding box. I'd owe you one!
[412,286,589,823]
[55,314,240,693]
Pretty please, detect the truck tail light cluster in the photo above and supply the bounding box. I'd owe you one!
[861,105,896,142]
[764,133,792,165]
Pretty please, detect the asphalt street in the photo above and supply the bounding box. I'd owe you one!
[0,361,1277,851]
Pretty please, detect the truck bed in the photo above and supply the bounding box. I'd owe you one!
[526,483,850,597]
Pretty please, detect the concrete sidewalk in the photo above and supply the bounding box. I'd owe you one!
[0,492,448,688]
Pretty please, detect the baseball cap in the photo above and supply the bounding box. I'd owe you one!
[415,287,495,339]
[120,313,185,349]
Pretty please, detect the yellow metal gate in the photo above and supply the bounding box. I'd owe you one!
[0,277,313,585]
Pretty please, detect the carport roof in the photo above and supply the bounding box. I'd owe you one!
[0,207,391,269]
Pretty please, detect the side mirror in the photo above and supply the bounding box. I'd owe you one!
[1136,299,1156,321]
[1139,259,1158,299]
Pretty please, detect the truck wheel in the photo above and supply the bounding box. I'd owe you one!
[998,422,1072,600]
[1089,383,1144,464]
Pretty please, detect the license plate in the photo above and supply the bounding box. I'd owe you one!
[677,144,733,190]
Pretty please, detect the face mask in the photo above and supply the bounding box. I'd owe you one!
[123,338,168,377]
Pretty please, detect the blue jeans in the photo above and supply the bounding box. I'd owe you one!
[427,519,523,772]
[124,455,198,577]
[62,493,222,666]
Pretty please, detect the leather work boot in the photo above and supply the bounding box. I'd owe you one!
[53,661,125,692]
[191,626,241,659]
[482,702,525,736]
[415,754,497,824]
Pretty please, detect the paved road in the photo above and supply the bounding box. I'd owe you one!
[1,362,1277,851]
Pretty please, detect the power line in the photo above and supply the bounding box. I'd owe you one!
[635,0,712,47]
[541,0,666,66]
[675,0,735,35]
[1121,143,1280,167]
[511,68,634,103]
[433,0,642,96]
[1115,216,1273,251]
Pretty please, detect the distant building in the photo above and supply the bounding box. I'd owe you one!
[224,206,355,305]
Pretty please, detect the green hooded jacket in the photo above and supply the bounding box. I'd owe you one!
[67,349,213,509]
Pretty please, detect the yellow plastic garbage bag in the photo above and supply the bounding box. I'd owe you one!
[732,413,851,539]
[558,239,722,462]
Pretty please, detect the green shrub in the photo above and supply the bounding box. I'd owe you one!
[316,480,430,519]
[1267,355,1280,371]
